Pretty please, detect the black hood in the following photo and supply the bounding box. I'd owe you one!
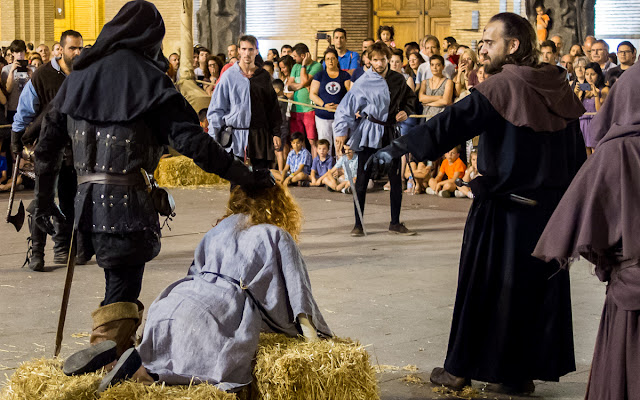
[53,1,182,123]
[73,0,168,72]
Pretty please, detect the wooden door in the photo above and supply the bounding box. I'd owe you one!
[373,0,450,48]
[373,0,423,49]
[425,0,451,42]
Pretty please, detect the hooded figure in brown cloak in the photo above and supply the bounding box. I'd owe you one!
[534,62,640,400]
[366,13,586,394]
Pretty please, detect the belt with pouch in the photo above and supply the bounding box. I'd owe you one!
[77,170,176,217]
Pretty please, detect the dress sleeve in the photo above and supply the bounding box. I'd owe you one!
[146,95,234,176]
[397,90,499,162]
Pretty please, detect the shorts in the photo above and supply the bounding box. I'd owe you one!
[315,117,334,151]
[290,111,318,140]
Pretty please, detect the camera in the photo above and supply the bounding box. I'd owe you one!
[16,59,29,73]
[578,82,591,91]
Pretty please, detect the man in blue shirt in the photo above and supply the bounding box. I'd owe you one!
[333,28,360,74]
[11,30,85,271]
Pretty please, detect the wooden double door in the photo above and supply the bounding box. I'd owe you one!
[373,0,451,49]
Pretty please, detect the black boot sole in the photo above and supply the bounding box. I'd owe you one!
[63,340,117,376]
[97,347,142,393]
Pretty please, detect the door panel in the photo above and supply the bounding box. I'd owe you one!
[428,17,452,42]
[374,0,450,45]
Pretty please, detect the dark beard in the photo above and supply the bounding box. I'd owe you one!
[483,56,506,75]
[63,54,74,71]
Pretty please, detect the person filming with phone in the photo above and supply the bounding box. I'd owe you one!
[1,40,35,127]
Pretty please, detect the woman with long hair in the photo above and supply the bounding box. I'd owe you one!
[577,62,608,155]
[68,184,332,395]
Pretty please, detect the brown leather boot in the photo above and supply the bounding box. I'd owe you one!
[430,367,471,391]
[90,301,144,356]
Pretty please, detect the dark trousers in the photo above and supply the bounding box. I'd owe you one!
[52,164,77,255]
[103,264,145,305]
[354,147,402,227]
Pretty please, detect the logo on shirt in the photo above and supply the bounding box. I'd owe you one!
[325,81,341,95]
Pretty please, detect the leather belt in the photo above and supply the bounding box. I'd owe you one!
[77,172,146,186]
[363,113,396,127]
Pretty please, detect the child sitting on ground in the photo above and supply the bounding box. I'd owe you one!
[426,146,466,197]
[325,144,358,193]
[0,152,8,186]
[404,159,433,195]
[198,109,209,133]
[271,132,312,186]
[455,150,479,199]
[310,139,335,187]
[272,79,290,172]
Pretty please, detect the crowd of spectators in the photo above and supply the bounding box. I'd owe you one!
[1,24,637,199]
[178,28,636,199]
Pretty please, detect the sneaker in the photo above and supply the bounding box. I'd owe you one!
[299,181,310,187]
[344,186,352,194]
[388,222,416,236]
[425,187,436,195]
[326,186,336,192]
[467,192,474,199]
[438,190,452,198]
[383,182,391,191]
[350,225,365,237]
[454,190,466,198]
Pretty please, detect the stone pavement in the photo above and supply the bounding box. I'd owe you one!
[0,185,605,399]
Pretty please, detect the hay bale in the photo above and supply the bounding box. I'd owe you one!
[0,358,101,400]
[0,358,235,400]
[1,334,378,399]
[100,381,237,400]
[154,155,227,188]
[252,333,379,400]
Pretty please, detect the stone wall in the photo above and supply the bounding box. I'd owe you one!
[1,0,54,47]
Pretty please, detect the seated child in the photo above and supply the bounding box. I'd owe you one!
[455,150,479,199]
[272,79,290,172]
[63,184,332,393]
[198,108,209,134]
[325,144,358,193]
[271,132,312,186]
[0,152,7,186]
[310,139,335,187]
[404,160,433,195]
[426,146,466,198]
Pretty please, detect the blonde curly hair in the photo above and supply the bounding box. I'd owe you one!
[224,184,303,242]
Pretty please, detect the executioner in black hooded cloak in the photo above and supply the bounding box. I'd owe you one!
[34,0,272,357]
[368,13,586,392]
[534,63,640,400]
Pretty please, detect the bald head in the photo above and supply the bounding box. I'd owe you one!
[550,35,563,55]
[583,36,596,60]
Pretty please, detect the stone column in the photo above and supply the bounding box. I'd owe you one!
[196,0,245,54]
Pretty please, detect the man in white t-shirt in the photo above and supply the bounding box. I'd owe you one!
[415,35,455,86]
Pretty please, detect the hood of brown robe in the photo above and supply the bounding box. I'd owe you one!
[474,63,585,132]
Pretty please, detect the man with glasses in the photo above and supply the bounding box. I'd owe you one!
[605,41,636,87]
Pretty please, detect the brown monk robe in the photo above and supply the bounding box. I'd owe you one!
[533,62,640,400]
